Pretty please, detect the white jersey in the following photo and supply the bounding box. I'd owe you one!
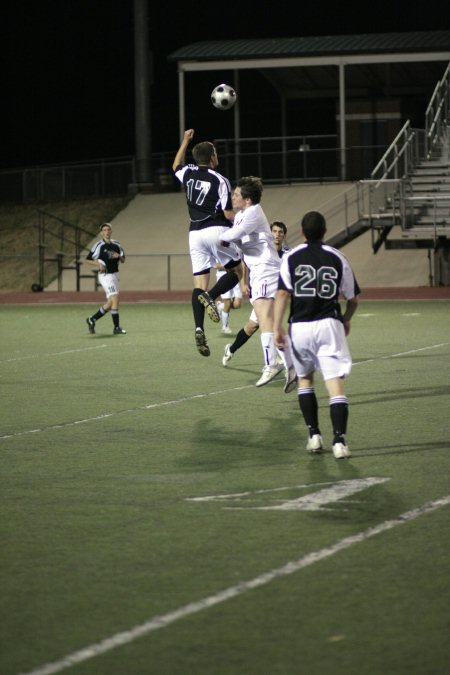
[221,204,280,274]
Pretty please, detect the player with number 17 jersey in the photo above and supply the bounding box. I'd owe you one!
[278,241,360,322]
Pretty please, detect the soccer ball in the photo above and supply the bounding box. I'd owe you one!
[211,84,237,110]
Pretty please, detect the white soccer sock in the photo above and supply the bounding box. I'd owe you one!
[260,332,277,366]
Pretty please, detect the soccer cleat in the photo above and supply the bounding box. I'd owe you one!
[255,364,283,387]
[195,328,210,357]
[332,442,351,459]
[113,326,126,334]
[221,326,232,335]
[198,291,220,323]
[283,366,297,394]
[306,434,323,454]
[222,343,233,366]
[86,317,96,334]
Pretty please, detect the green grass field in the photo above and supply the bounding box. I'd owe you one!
[1,299,449,675]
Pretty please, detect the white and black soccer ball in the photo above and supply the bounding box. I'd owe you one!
[211,84,237,110]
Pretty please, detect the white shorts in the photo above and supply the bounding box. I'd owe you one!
[248,265,278,301]
[189,226,241,275]
[98,272,119,298]
[216,269,243,300]
[289,318,352,381]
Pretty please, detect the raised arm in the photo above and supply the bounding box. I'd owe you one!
[172,129,194,171]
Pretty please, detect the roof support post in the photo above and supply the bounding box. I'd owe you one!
[233,69,240,181]
[178,70,186,144]
[339,61,347,180]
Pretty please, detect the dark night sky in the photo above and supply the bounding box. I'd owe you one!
[2,0,448,169]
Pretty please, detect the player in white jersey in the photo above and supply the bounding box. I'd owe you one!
[220,176,284,387]
[274,210,360,459]
[222,221,297,393]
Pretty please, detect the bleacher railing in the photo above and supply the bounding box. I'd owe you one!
[425,62,450,158]
[0,137,391,204]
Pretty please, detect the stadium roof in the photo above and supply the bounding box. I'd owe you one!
[168,30,450,100]
[168,30,450,62]
[168,31,450,179]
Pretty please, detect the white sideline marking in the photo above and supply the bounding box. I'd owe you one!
[0,344,108,364]
[21,495,450,675]
[1,342,448,442]
[0,385,254,441]
[353,342,448,367]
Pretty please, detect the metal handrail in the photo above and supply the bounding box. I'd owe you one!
[425,62,450,158]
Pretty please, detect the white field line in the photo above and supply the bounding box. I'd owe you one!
[0,344,108,363]
[21,495,450,675]
[1,342,448,442]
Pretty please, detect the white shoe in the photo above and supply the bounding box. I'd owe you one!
[221,326,232,335]
[283,366,297,393]
[306,434,323,453]
[255,364,283,387]
[332,442,351,459]
[222,343,233,366]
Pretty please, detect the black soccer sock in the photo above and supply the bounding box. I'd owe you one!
[111,310,119,328]
[91,307,107,321]
[329,396,349,443]
[192,288,205,329]
[230,328,251,354]
[298,387,320,436]
[208,270,239,300]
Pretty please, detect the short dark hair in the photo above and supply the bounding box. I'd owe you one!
[301,211,326,241]
[271,221,287,234]
[236,176,263,204]
[192,141,215,165]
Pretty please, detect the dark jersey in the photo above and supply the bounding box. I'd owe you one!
[86,239,124,274]
[174,163,233,231]
[278,241,360,323]
[278,244,290,259]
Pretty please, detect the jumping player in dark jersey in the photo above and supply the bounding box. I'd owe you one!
[274,210,360,459]
[173,129,243,357]
[85,223,126,335]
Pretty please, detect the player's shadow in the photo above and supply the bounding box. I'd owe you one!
[350,384,449,407]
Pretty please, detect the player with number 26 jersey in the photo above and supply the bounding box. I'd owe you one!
[278,242,360,322]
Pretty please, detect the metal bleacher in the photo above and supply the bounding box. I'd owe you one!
[364,63,450,284]
[309,62,450,286]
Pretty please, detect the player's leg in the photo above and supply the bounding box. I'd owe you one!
[253,296,283,387]
[222,318,259,366]
[192,272,211,356]
[318,319,352,459]
[86,275,111,333]
[324,376,350,459]
[221,298,232,333]
[200,229,243,318]
[298,373,323,453]
[189,231,212,355]
[204,258,242,307]
[276,333,297,393]
[290,323,323,452]
[111,292,126,334]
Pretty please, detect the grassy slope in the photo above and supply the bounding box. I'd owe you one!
[0,196,131,291]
